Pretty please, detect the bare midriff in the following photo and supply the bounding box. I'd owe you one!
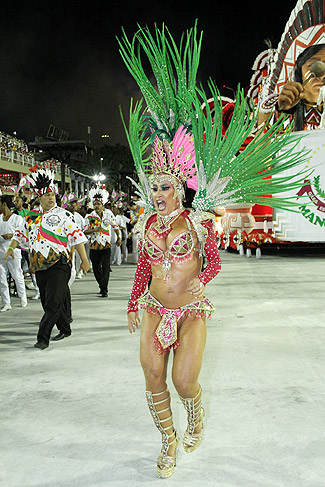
[148,215,202,309]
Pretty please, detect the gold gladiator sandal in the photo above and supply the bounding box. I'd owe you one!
[179,386,204,453]
[145,388,180,478]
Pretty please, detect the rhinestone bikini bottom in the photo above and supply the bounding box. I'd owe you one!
[138,291,215,354]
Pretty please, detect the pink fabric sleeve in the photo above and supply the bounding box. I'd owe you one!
[197,220,221,286]
[127,240,152,313]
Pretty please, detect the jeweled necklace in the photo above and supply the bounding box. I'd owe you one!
[150,207,184,239]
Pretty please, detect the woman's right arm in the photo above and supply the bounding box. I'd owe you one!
[127,240,152,314]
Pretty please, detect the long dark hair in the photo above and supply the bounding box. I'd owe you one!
[293,44,325,131]
[183,187,196,209]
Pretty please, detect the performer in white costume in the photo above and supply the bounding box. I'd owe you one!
[66,193,86,286]
[4,168,89,349]
[84,187,121,297]
[0,194,27,312]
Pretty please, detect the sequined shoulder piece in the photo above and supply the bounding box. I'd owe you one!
[134,211,157,240]
[185,210,216,245]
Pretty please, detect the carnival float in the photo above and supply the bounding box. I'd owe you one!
[216,0,325,257]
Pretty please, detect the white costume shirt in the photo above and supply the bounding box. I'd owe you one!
[72,211,85,231]
[0,214,23,259]
[14,205,87,272]
[84,209,118,250]
[115,214,125,229]
[120,214,130,234]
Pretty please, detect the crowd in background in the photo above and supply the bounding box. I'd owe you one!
[0,130,68,180]
[0,131,30,154]
[0,131,35,168]
[0,189,142,312]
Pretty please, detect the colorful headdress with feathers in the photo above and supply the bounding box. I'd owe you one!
[28,167,56,196]
[9,175,29,195]
[111,190,128,209]
[61,193,78,209]
[151,126,196,184]
[89,186,109,205]
[148,125,197,202]
[118,22,310,214]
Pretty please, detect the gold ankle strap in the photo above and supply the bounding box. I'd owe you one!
[154,397,170,406]
[145,389,176,455]
[179,386,202,435]
[149,387,168,397]
[179,385,202,403]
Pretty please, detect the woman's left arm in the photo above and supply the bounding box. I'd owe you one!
[197,220,221,285]
[186,220,221,298]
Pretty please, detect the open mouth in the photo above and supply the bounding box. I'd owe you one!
[156,199,166,211]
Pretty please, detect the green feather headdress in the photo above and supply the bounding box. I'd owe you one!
[118,22,201,140]
[118,23,311,214]
[187,81,311,210]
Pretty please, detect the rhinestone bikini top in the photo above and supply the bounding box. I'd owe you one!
[143,228,195,265]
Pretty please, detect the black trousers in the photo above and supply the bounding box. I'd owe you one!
[89,247,111,294]
[35,259,72,345]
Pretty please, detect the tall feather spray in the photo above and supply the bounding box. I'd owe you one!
[118,23,311,213]
[186,81,311,210]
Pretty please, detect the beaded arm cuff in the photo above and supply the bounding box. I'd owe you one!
[197,220,221,286]
[127,240,152,313]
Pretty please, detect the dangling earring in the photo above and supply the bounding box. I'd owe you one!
[177,197,184,212]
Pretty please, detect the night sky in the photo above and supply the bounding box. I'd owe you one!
[0,0,297,149]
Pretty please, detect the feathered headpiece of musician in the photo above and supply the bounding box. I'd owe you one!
[28,166,56,196]
[89,186,109,205]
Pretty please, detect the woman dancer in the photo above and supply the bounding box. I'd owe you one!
[127,163,220,478]
[119,23,310,478]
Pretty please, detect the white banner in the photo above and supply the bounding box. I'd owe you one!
[274,130,325,242]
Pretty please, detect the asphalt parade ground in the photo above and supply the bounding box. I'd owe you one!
[1,250,325,487]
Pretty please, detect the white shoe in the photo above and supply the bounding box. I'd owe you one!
[20,296,28,308]
[76,272,83,279]
[31,293,40,300]
[0,303,11,312]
